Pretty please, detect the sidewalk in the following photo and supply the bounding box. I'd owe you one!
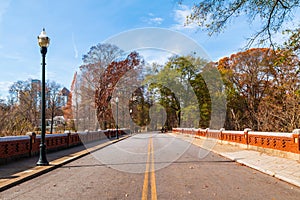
[0,135,130,192]
[170,133,300,188]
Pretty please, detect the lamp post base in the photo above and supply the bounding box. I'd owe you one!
[36,144,49,166]
[36,161,49,166]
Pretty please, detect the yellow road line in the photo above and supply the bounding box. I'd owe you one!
[142,137,152,200]
[141,137,157,200]
[150,137,157,200]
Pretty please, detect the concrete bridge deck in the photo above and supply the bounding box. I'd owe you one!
[0,132,299,199]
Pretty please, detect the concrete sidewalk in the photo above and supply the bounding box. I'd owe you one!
[170,133,300,188]
[0,135,130,192]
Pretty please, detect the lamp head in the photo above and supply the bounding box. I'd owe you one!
[38,28,50,48]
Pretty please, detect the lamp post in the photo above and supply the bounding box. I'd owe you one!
[115,97,119,139]
[129,109,133,134]
[37,28,50,166]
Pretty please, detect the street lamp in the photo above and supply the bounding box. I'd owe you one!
[37,28,50,166]
[129,109,133,134]
[115,97,119,139]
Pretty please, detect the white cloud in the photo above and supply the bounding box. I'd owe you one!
[143,13,164,25]
[149,17,163,25]
[0,81,13,99]
[138,49,174,65]
[172,5,198,31]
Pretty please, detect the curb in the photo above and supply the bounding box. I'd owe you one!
[0,135,131,192]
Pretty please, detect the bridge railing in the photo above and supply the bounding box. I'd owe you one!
[173,128,300,157]
[0,129,129,164]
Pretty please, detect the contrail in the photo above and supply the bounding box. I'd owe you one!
[72,33,78,59]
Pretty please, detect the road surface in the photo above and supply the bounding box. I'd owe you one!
[1,132,299,200]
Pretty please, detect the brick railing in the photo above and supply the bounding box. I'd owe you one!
[0,129,129,164]
[173,128,300,155]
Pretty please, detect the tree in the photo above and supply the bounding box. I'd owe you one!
[282,27,300,60]
[46,81,64,134]
[75,43,124,131]
[144,55,211,129]
[185,0,300,46]
[218,48,300,131]
[257,50,300,131]
[0,99,11,136]
[95,51,144,129]
[218,48,277,129]
[7,80,40,134]
[1,79,66,136]
[129,86,152,127]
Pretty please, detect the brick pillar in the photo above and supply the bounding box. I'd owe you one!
[67,131,71,147]
[220,128,225,140]
[244,128,251,145]
[26,132,36,157]
[292,129,300,152]
[205,128,209,138]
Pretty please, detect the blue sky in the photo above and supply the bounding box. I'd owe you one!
[0,0,296,99]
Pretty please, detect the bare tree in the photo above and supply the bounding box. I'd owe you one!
[184,0,300,46]
[1,79,66,136]
[7,80,40,134]
[46,81,64,134]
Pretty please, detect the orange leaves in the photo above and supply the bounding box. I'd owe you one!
[217,48,300,131]
[94,52,142,129]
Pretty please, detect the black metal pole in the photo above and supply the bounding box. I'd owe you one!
[130,109,133,134]
[37,46,49,166]
[116,101,119,139]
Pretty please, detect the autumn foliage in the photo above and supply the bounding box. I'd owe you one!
[218,48,300,131]
[73,43,300,132]
[95,52,143,129]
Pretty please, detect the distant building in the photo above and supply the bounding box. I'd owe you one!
[59,87,70,107]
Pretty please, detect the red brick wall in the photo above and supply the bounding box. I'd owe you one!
[173,128,300,154]
[0,138,30,159]
[0,129,129,164]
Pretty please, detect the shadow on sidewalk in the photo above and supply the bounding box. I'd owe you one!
[0,136,119,180]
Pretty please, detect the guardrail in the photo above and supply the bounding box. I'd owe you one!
[173,128,300,157]
[0,129,129,164]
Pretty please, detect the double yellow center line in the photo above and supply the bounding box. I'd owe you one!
[142,136,157,200]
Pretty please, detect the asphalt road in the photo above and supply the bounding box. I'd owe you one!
[1,132,300,200]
